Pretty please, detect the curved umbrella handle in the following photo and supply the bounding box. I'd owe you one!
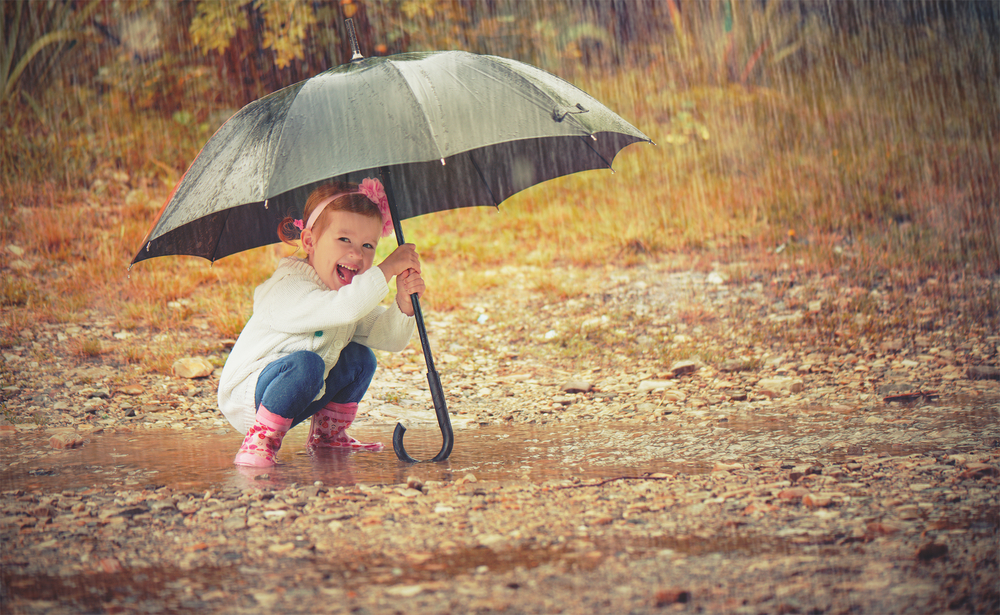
[392,360,454,462]
[391,295,454,463]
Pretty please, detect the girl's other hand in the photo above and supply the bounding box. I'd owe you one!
[395,268,425,316]
[378,244,421,283]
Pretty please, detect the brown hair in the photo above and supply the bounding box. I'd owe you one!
[278,182,383,246]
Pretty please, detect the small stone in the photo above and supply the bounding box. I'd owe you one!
[668,360,699,377]
[758,377,804,396]
[49,432,85,449]
[712,462,743,472]
[803,493,832,508]
[98,558,123,573]
[251,592,280,609]
[172,357,214,379]
[966,365,999,380]
[638,380,672,393]
[477,534,505,548]
[881,339,904,352]
[223,516,247,531]
[957,463,999,480]
[866,521,902,536]
[636,402,659,414]
[719,359,752,373]
[268,542,295,554]
[662,390,686,402]
[654,589,691,606]
[916,542,948,561]
[561,380,592,393]
[777,487,810,500]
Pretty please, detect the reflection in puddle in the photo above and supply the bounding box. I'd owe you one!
[0,424,696,494]
[1,398,996,494]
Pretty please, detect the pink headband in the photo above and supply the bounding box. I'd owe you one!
[293,178,393,238]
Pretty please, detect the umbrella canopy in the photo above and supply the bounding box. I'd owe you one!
[131,50,650,265]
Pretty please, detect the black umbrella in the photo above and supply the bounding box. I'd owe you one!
[132,24,651,462]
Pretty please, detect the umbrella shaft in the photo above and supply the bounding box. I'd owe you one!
[381,166,453,462]
[409,294,435,373]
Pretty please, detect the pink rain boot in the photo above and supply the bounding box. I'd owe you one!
[306,402,383,452]
[234,405,293,467]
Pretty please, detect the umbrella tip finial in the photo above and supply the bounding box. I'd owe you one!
[346,18,364,61]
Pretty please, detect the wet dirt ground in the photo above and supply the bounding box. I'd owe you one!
[2,400,997,614]
[2,260,999,613]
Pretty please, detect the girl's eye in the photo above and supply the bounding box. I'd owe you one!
[363,243,375,250]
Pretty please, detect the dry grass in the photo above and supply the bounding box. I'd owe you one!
[1,22,997,374]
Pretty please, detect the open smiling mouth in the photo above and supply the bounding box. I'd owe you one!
[337,264,358,285]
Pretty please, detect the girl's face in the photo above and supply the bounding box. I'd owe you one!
[301,210,382,291]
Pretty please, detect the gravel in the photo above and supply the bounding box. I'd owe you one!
[2,259,998,614]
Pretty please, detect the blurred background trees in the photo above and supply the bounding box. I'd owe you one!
[6,0,995,111]
[2,0,997,274]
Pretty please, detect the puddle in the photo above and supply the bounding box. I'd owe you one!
[1,399,996,494]
[0,424,700,494]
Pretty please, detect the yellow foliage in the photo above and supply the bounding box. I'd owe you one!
[259,0,318,69]
[190,0,317,69]
[401,0,437,20]
[190,0,250,54]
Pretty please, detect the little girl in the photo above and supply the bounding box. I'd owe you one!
[218,178,424,467]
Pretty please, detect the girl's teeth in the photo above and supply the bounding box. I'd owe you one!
[338,265,356,284]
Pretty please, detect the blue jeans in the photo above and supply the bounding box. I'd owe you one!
[253,343,376,428]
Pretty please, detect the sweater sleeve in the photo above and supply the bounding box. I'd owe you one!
[353,301,416,352]
[254,259,389,335]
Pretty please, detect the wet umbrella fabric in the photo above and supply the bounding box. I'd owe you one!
[131,50,650,462]
[131,51,649,264]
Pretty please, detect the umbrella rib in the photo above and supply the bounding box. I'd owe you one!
[468,153,500,207]
[209,208,232,263]
[581,135,614,170]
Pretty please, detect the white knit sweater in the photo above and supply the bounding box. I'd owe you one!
[218,257,415,433]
